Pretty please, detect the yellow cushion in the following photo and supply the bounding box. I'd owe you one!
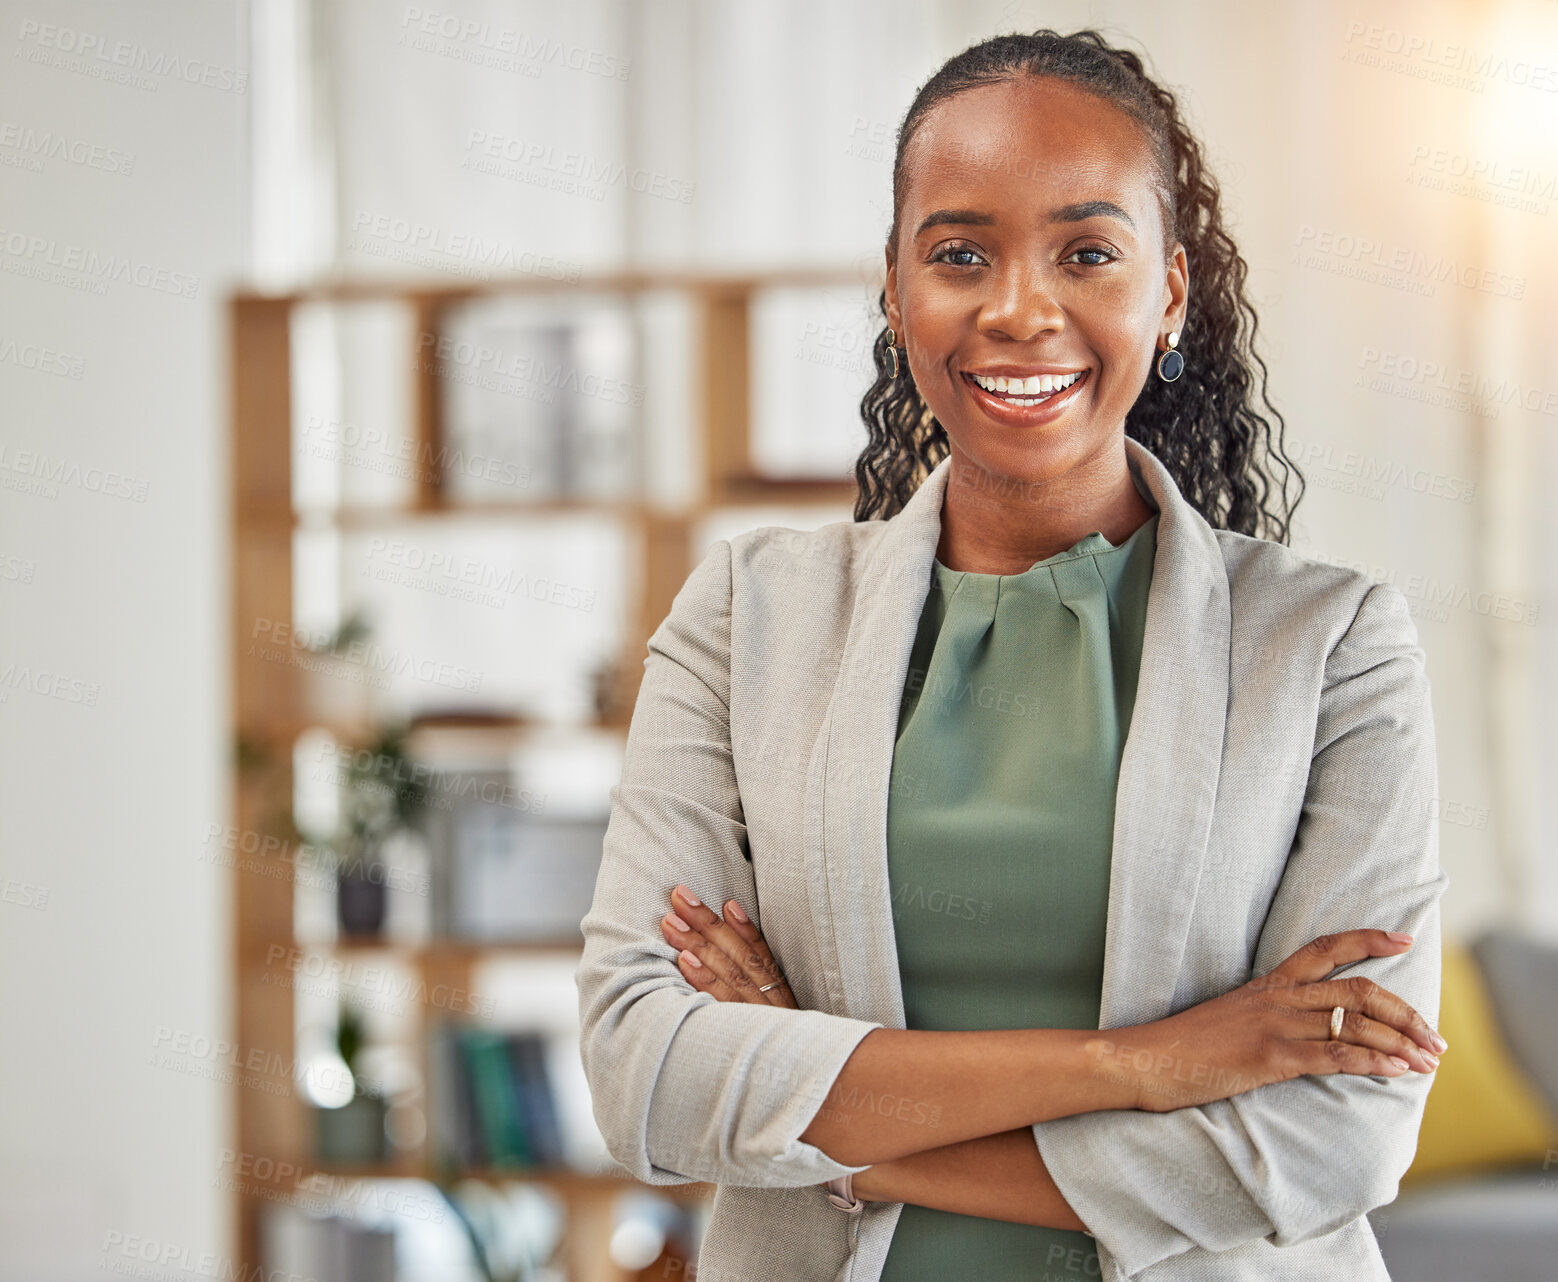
[1401,934,1558,1186]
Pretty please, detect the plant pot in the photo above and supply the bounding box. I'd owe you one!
[336,855,388,936]
[314,1093,388,1166]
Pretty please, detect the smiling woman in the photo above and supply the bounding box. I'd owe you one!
[576,26,1448,1282]
[857,31,1302,568]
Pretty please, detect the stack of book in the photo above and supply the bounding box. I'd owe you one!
[261,1206,396,1281]
[429,1022,567,1170]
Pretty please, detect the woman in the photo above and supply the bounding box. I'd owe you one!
[575,29,1449,1282]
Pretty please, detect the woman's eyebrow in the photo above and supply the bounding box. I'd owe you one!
[914,200,1137,238]
[914,208,995,236]
[1050,199,1137,231]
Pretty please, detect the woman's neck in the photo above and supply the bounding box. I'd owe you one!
[934,440,1156,575]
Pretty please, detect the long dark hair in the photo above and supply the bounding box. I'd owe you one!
[854,28,1304,543]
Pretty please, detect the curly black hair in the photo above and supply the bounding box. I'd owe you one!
[854,28,1304,543]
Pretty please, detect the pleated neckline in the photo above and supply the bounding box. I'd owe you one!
[932,512,1159,586]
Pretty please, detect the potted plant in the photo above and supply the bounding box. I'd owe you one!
[313,1003,389,1165]
[332,723,430,937]
[300,608,377,727]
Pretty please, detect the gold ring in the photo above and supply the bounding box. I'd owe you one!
[1330,1005,1346,1040]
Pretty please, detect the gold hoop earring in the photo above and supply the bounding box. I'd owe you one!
[885,327,902,379]
[1156,329,1184,382]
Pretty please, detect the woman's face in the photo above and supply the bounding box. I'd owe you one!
[886,75,1188,487]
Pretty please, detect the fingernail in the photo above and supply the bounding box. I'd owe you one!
[1387,932,1413,944]
[1389,1056,1410,1071]
[727,900,749,923]
[665,913,691,932]
[1420,1051,1440,1070]
[677,886,701,907]
[679,949,702,968]
[1430,1031,1449,1052]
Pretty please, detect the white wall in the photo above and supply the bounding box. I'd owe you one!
[0,1,246,1275]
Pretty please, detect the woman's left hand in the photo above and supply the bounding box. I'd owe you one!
[662,886,888,1204]
[660,885,798,1008]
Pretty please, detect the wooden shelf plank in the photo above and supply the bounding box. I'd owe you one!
[300,1161,714,1200]
[234,265,882,306]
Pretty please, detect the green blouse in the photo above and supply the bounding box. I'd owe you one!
[878,512,1159,1281]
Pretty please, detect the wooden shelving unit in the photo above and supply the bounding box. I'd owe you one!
[228,268,876,1279]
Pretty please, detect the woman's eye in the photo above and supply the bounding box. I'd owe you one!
[931,242,986,268]
[1069,245,1117,266]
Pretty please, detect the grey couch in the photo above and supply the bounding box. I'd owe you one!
[1366,929,1558,1282]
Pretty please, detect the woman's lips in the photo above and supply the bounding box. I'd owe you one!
[960,368,1090,427]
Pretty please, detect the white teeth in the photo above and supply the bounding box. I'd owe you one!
[971,371,1082,396]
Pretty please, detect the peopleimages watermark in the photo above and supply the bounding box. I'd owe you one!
[0,657,100,706]
[310,741,548,816]
[1406,143,1555,217]
[1358,346,1557,418]
[362,536,599,613]
[0,336,85,379]
[842,114,895,165]
[0,121,136,175]
[99,1231,311,1282]
[1285,435,1477,504]
[0,443,150,502]
[791,318,876,379]
[462,130,695,203]
[300,413,531,491]
[415,330,645,405]
[347,211,581,282]
[199,824,337,890]
[217,1148,445,1225]
[14,20,249,94]
[890,878,993,925]
[0,226,199,298]
[199,822,435,902]
[1339,21,1558,95]
[148,1026,337,1100]
[1301,549,1539,626]
[1292,224,1524,299]
[2,877,49,910]
[246,617,484,694]
[397,7,630,80]
[263,945,495,1021]
[0,553,36,584]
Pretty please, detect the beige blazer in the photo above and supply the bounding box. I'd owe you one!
[575,436,1448,1281]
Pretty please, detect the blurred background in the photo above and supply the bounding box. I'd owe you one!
[2,1,1557,1279]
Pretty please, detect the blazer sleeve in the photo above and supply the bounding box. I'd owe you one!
[574,536,885,1188]
[1031,580,1450,1280]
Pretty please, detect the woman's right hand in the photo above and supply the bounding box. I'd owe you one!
[1105,929,1448,1113]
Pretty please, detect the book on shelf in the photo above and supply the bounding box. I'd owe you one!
[261,1204,396,1282]
[429,1021,567,1173]
[438,300,640,504]
[421,763,606,943]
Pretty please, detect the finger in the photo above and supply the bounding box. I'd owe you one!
[669,886,792,1005]
[720,899,797,1008]
[1283,1003,1439,1073]
[1265,929,1415,988]
[1284,1026,1419,1080]
[1295,974,1445,1060]
[661,913,765,1003]
[671,945,747,1003]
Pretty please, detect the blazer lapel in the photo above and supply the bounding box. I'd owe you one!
[812,438,1230,1032]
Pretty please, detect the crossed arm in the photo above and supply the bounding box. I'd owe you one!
[850,1121,1089,1232]
[576,540,1447,1278]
